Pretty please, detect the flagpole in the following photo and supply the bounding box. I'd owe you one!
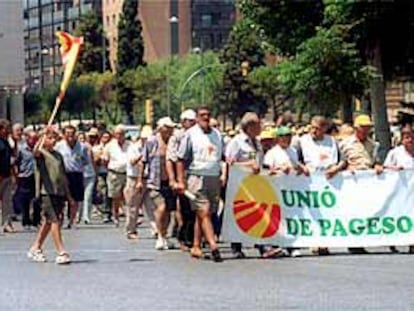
[37,31,83,149]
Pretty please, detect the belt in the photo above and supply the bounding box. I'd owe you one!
[109,169,126,175]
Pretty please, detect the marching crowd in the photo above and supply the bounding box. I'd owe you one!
[0,106,413,264]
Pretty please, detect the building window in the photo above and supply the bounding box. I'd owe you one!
[72,21,77,31]
[112,14,116,26]
[201,14,212,27]
[106,15,110,26]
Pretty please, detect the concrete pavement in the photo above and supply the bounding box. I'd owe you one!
[1,223,414,310]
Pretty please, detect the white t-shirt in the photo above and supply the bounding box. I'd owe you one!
[299,134,339,170]
[126,143,142,177]
[225,132,264,167]
[384,145,414,169]
[264,145,299,169]
[178,125,223,177]
[103,139,130,173]
[92,143,107,174]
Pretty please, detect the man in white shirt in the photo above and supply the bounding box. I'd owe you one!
[92,131,111,222]
[55,125,89,228]
[226,112,283,259]
[176,106,224,262]
[264,126,308,258]
[123,139,143,240]
[103,124,130,226]
[297,116,346,179]
[297,116,346,255]
[384,126,414,254]
[264,126,308,176]
[166,109,197,251]
[384,126,414,170]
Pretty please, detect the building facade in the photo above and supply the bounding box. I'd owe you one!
[23,0,101,90]
[103,0,236,69]
[191,0,236,51]
[0,1,25,122]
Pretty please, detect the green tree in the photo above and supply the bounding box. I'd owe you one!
[117,52,224,124]
[117,0,145,73]
[173,52,224,117]
[239,0,324,56]
[276,24,368,122]
[63,82,95,122]
[23,91,42,125]
[116,0,145,124]
[241,0,414,159]
[346,0,414,159]
[77,72,122,125]
[219,19,267,125]
[248,65,280,121]
[74,11,108,75]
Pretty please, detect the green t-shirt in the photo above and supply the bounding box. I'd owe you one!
[35,149,67,197]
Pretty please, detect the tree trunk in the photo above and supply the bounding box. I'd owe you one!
[340,93,353,124]
[367,35,391,162]
[92,102,96,125]
[272,95,278,123]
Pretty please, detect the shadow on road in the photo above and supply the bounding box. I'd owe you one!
[70,259,99,264]
[128,258,154,262]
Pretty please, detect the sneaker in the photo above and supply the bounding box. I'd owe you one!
[150,222,158,238]
[290,249,302,258]
[55,252,71,265]
[155,238,165,250]
[28,249,47,262]
[163,238,174,250]
[103,218,113,224]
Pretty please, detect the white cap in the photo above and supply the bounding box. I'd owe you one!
[180,109,196,121]
[114,124,125,133]
[157,117,176,128]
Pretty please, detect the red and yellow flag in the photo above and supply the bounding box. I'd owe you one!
[46,31,83,126]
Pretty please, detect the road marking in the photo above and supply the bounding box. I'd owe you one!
[0,249,161,255]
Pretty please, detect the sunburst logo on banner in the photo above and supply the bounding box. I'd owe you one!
[233,175,281,238]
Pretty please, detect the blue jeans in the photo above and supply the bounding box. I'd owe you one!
[13,175,37,226]
[82,176,96,222]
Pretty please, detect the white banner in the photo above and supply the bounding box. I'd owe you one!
[222,166,414,247]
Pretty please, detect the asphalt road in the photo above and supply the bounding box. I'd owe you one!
[1,221,414,311]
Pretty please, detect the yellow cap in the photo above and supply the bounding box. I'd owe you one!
[259,129,275,140]
[354,114,373,127]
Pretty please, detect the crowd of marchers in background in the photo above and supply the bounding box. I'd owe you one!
[0,106,413,264]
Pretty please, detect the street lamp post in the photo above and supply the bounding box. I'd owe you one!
[192,45,205,106]
[167,15,179,117]
[179,63,221,112]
